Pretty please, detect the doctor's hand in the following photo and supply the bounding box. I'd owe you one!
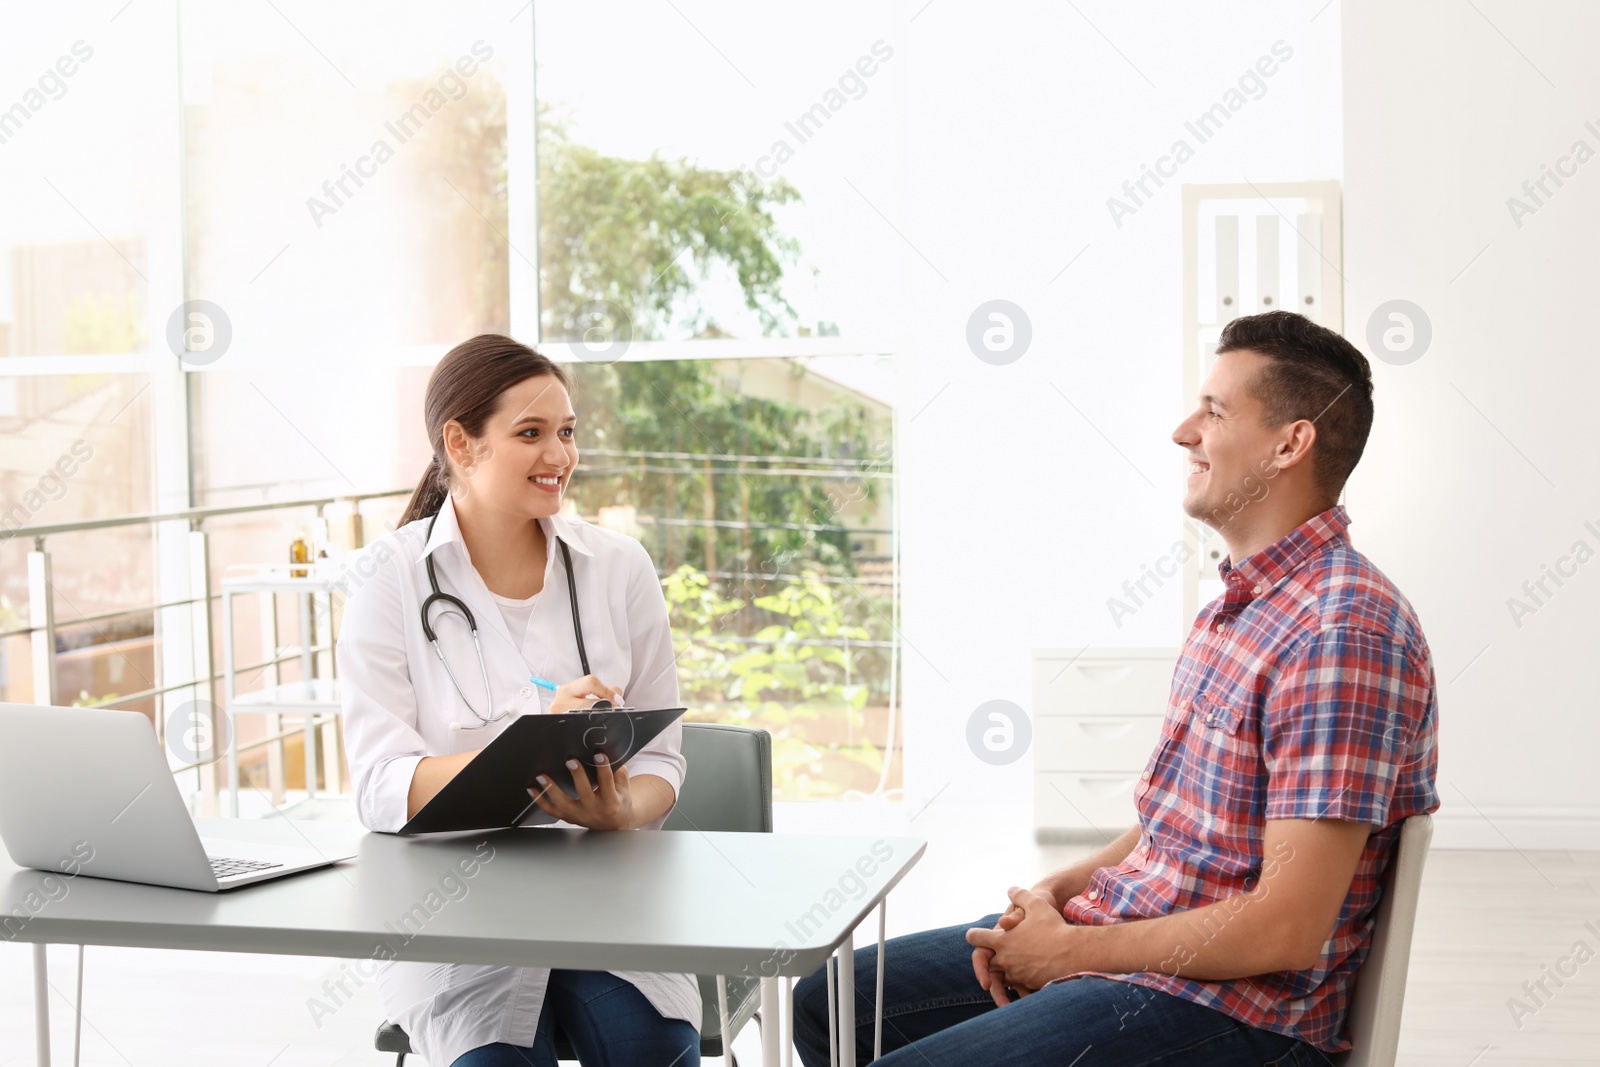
[529,753,644,831]
[549,675,625,714]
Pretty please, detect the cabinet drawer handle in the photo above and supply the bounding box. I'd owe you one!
[1076,665,1133,683]
[1074,721,1138,741]
[1078,776,1136,797]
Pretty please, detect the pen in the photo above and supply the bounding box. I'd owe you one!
[528,674,625,708]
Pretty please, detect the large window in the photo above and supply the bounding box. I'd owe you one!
[178,1,517,506]
[2,0,902,803]
[0,8,175,715]
[533,1,902,797]
[533,1,900,344]
[564,356,898,797]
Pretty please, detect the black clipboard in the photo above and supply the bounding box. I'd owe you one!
[398,707,687,836]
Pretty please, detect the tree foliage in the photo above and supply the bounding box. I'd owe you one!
[538,107,803,340]
[534,106,882,592]
[529,103,898,797]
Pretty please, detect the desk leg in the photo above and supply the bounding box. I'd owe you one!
[874,901,886,1062]
[33,943,51,1067]
[825,958,837,1067]
[782,976,794,1067]
[837,928,855,1067]
[73,945,84,1067]
[716,975,732,1066]
[760,976,781,1067]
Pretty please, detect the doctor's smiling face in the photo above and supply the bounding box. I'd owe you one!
[442,372,578,520]
[399,335,581,534]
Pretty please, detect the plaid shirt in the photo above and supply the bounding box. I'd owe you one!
[1059,506,1440,1053]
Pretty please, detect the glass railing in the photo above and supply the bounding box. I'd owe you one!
[4,471,902,810]
[2,490,409,814]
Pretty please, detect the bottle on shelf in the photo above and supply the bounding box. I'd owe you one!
[289,531,310,578]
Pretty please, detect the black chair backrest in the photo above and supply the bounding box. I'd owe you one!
[661,723,772,834]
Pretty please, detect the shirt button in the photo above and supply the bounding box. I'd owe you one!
[1252,585,1263,595]
[1215,623,1226,633]
[1179,699,1189,710]
[1087,889,1099,901]
[1141,769,1152,780]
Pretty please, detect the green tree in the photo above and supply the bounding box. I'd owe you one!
[531,103,899,797]
[568,361,878,585]
[535,106,883,592]
[538,106,802,339]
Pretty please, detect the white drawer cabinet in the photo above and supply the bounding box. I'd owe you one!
[1033,648,1176,718]
[1033,648,1179,839]
[1035,715,1163,772]
[1036,772,1145,833]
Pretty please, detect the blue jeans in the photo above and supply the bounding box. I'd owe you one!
[449,969,699,1067]
[792,914,1323,1066]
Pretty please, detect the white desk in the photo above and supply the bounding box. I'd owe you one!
[5,817,924,1066]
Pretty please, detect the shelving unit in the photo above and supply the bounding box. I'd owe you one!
[1180,181,1344,622]
[220,564,345,818]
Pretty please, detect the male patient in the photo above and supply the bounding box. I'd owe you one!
[794,311,1440,1065]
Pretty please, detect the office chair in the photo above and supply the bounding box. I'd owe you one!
[1330,812,1434,1067]
[375,723,774,1065]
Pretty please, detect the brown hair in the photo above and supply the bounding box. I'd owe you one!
[399,334,573,526]
[1216,311,1375,504]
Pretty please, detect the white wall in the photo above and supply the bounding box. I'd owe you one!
[894,3,1344,811]
[1342,0,1600,847]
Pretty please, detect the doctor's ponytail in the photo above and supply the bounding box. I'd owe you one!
[398,334,573,527]
[399,454,452,528]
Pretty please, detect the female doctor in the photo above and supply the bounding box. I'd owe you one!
[336,334,700,1067]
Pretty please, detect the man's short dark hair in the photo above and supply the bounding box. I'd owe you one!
[1216,311,1375,503]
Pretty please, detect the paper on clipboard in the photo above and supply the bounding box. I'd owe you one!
[398,707,686,836]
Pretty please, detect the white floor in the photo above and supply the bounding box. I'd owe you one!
[2,797,1596,1065]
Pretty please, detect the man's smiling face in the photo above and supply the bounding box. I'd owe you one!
[1172,348,1283,529]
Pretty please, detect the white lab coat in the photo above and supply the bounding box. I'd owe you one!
[336,494,698,1066]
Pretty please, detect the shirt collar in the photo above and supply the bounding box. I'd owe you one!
[417,494,597,565]
[1218,505,1351,602]
[546,509,597,557]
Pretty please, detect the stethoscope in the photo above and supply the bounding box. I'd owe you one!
[420,508,592,731]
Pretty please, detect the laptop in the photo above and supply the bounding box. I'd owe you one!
[0,702,355,892]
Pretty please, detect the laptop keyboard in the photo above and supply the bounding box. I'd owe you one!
[209,856,284,879]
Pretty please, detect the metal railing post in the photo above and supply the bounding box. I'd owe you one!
[27,540,57,706]
[223,586,238,818]
[298,592,317,801]
[260,593,286,806]
[189,526,219,816]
